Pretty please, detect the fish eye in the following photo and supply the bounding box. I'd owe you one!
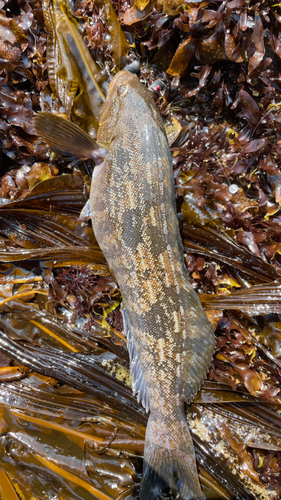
[117,85,128,97]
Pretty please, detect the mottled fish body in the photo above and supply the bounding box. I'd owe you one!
[91,70,215,499]
[34,69,215,500]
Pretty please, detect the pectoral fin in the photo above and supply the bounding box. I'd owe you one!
[33,112,104,162]
[79,199,91,221]
[122,308,149,412]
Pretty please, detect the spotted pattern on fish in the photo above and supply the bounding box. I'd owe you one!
[90,70,215,500]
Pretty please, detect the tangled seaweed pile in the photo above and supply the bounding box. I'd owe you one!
[0,0,281,498]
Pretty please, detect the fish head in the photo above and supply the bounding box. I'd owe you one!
[97,70,137,148]
[97,70,165,149]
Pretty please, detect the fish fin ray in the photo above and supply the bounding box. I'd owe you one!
[183,315,215,404]
[33,112,100,160]
[79,199,91,221]
[122,308,149,412]
[140,416,203,500]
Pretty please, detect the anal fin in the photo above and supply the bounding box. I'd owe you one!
[183,313,215,404]
[122,308,149,412]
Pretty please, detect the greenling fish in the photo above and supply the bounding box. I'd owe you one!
[34,69,215,500]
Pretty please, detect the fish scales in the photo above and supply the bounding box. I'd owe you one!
[34,68,215,499]
[90,70,215,500]
[33,7,214,496]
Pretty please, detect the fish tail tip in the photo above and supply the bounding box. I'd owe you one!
[140,442,204,500]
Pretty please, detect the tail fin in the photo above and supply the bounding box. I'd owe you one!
[140,415,203,500]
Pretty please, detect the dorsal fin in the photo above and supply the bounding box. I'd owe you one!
[122,308,149,412]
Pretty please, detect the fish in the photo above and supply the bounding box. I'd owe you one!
[34,69,215,500]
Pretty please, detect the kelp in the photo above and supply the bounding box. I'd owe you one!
[201,280,281,315]
[0,198,105,265]
[42,0,130,139]
[0,209,97,248]
[95,0,130,70]
[0,327,140,419]
[0,4,47,168]
[0,385,144,499]
[191,403,281,499]
[1,0,281,498]
[42,0,107,137]
[0,172,88,214]
[209,312,281,404]
[159,0,281,125]
[183,222,279,283]
[75,0,131,74]
[0,247,105,265]
[0,370,274,499]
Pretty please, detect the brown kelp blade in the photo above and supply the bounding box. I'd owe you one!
[0,469,19,500]
[0,373,143,498]
[0,246,104,264]
[193,433,252,500]
[0,209,94,248]
[183,222,279,282]
[96,0,130,70]
[0,206,105,264]
[201,280,281,314]
[42,0,107,136]
[0,326,140,419]
[33,112,105,161]
[191,401,281,498]
[1,173,87,215]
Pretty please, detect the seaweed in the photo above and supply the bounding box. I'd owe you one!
[1,0,281,498]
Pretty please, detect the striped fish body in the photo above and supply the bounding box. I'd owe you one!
[90,70,215,499]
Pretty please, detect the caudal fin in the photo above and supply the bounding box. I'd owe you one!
[140,416,203,500]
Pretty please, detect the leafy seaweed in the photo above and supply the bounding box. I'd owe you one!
[1,0,281,498]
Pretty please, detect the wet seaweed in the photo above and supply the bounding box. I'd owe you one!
[0,0,281,498]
